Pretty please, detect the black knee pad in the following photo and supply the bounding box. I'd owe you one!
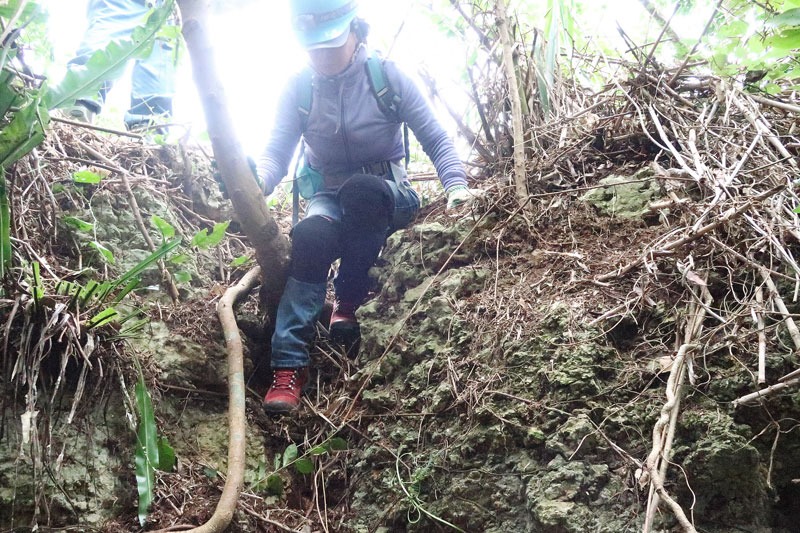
[337,174,394,229]
[290,216,341,283]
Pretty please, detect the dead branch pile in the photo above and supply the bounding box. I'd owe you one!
[442,6,800,530]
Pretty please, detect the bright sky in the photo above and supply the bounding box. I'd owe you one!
[42,0,716,158]
[44,0,469,157]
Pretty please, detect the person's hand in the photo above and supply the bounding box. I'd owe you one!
[213,157,268,197]
[446,185,483,210]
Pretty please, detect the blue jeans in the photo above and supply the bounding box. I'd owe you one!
[70,0,175,126]
[270,170,420,368]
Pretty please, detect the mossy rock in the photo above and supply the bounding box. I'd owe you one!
[581,169,662,219]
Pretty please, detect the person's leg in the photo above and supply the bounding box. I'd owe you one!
[69,0,150,116]
[334,171,420,306]
[334,174,395,307]
[265,192,342,413]
[270,215,341,369]
[127,37,175,129]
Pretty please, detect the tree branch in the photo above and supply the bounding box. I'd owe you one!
[179,0,290,313]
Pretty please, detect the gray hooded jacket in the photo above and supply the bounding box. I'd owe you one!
[257,46,467,192]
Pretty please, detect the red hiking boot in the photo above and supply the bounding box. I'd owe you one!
[329,300,361,348]
[263,367,308,414]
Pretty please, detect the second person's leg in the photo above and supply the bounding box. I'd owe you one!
[128,37,175,129]
[69,0,151,118]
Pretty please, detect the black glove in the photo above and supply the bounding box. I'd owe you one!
[213,157,263,198]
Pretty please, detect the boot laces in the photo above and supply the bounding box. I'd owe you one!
[271,369,299,391]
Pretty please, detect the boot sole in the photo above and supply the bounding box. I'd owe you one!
[330,321,361,344]
[262,399,299,414]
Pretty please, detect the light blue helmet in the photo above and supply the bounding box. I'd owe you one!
[290,0,360,49]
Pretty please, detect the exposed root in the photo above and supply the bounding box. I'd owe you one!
[156,266,260,533]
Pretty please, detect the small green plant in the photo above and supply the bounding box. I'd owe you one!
[133,357,176,526]
[191,220,230,249]
[395,451,464,532]
[249,437,348,496]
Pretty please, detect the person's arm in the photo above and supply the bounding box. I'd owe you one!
[256,76,303,195]
[384,62,467,191]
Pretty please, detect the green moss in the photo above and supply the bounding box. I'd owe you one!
[581,169,662,219]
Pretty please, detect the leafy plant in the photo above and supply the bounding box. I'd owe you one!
[0,0,177,281]
[230,255,251,268]
[705,0,800,88]
[249,437,348,496]
[191,221,230,249]
[151,214,175,239]
[395,451,464,532]
[73,169,106,184]
[134,360,176,526]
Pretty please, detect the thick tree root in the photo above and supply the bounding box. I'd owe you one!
[160,267,260,533]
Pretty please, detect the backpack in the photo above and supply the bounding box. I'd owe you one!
[290,52,411,224]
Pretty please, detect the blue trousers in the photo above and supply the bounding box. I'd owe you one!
[270,170,420,368]
[70,0,175,126]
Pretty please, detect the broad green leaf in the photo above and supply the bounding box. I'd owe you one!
[150,214,175,239]
[135,377,160,526]
[717,21,748,38]
[191,221,230,249]
[157,436,176,472]
[266,474,283,495]
[204,220,230,247]
[764,29,800,50]
[0,71,21,118]
[0,172,10,277]
[73,170,104,184]
[191,228,209,247]
[79,280,100,306]
[114,238,181,290]
[157,25,182,41]
[173,270,191,283]
[94,281,115,302]
[231,255,251,267]
[86,307,118,329]
[793,205,800,213]
[769,8,800,28]
[274,453,281,471]
[62,216,94,232]
[168,253,191,264]
[90,241,114,263]
[282,444,298,468]
[0,0,40,19]
[295,458,314,475]
[309,446,328,456]
[203,466,218,479]
[45,0,175,110]
[327,437,347,451]
[0,98,49,169]
[112,277,141,304]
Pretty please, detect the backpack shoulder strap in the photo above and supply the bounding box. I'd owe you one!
[365,52,401,123]
[296,67,313,133]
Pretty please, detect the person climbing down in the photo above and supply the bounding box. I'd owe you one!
[64,0,176,131]
[258,0,474,414]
